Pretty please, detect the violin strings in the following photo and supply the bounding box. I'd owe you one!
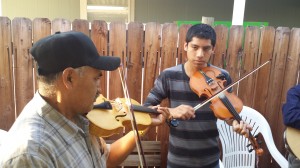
[218,94,241,121]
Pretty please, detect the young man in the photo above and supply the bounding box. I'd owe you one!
[282,84,300,168]
[0,31,169,167]
[144,24,251,168]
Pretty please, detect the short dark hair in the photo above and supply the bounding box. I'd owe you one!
[185,24,216,47]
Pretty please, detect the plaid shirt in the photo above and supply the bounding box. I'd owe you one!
[0,92,109,168]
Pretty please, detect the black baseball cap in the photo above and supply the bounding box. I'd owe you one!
[30,31,120,75]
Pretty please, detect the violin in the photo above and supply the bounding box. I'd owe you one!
[190,67,243,120]
[87,94,160,137]
[190,66,264,156]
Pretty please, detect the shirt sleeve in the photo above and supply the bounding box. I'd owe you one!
[1,154,51,168]
[282,85,300,129]
[143,71,168,106]
[91,135,110,166]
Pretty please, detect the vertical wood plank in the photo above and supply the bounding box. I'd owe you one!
[142,22,161,142]
[141,23,162,166]
[91,20,108,98]
[109,22,126,100]
[52,18,71,33]
[251,26,276,167]
[253,27,275,114]
[213,25,228,68]
[238,26,260,106]
[226,25,244,92]
[160,23,178,70]
[177,24,191,64]
[0,17,14,131]
[32,18,51,90]
[281,28,300,95]
[142,22,161,102]
[105,22,126,141]
[12,17,33,116]
[264,27,290,168]
[158,23,178,168]
[125,23,148,168]
[127,22,144,103]
[72,19,89,36]
[124,22,144,151]
[33,18,51,42]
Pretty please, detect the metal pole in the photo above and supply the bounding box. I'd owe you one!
[232,0,246,25]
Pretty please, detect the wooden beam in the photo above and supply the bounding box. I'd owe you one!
[202,16,214,26]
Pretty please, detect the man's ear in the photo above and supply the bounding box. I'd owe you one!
[211,46,215,55]
[184,42,188,51]
[62,68,75,89]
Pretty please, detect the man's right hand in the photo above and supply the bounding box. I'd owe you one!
[169,105,196,120]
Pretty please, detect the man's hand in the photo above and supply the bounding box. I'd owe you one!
[232,120,253,138]
[169,105,196,120]
[149,105,170,126]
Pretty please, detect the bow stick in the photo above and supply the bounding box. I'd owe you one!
[118,64,147,168]
[194,59,271,111]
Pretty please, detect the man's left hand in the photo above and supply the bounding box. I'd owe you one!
[232,120,253,138]
[149,106,170,126]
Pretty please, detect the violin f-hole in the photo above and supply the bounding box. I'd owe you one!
[115,113,127,121]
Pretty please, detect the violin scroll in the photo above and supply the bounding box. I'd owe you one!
[247,134,264,156]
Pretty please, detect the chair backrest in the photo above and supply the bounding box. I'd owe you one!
[0,129,8,147]
[217,106,288,168]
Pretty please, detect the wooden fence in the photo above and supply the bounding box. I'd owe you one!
[1,16,300,168]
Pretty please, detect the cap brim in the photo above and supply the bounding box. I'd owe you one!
[90,56,121,71]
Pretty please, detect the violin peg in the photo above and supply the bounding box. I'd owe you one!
[256,148,264,156]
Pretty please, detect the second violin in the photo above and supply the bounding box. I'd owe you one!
[87,95,160,137]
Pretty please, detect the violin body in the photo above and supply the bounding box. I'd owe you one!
[87,95,152,137]
[190,67,243,120]
[210,92,243,120]
[190,66,263,156]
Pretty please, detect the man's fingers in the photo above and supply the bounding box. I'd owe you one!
[232,120,251,138]
[151,114,164,126]
[156,107,170,118]
[232,120,240,131]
